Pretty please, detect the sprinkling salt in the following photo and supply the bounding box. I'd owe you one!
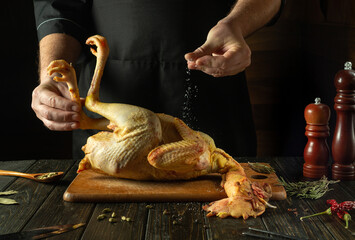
[182,68,199,129]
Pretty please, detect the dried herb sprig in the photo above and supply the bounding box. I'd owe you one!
[279,176,339,199]
[248,162,275,174]
[0,190,19,205]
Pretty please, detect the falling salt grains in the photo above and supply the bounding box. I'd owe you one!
[182,68,199,129]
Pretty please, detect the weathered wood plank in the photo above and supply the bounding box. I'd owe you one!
[204,214,265,240]
[145,202,206,240]
[81,202,147,240]
[21,159,93,240]
[338,180,355,199]
[0,160,35,190]
[0,159,75,234]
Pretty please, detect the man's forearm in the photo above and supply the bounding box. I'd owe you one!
[39,33,82,82]
[220,0,282,37]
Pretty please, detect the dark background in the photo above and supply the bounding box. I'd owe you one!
[2,1,72,159]
[2,0,354,160]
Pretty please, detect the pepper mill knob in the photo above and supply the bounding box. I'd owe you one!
[303,98,331,179]
[332,61,355,180]
[304,98,330,125]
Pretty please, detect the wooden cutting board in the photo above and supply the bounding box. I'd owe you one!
[63,163,286,202]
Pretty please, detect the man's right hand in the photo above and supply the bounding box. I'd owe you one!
[31,76,81,131]
[32,33,82,131]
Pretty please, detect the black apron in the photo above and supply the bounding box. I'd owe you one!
[74,0,256,159]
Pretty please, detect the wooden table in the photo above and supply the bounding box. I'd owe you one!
[0,157,354,240]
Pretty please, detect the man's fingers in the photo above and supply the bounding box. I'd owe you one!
[34,103,80,131]
[39,89,80,112]
[31,84,81,131]
[196,55,226,69]
[192,46,251,77]
[36,104,80,123]
[41,117,79,131]
[184,41,217,62]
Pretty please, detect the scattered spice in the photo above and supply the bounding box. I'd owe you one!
[121,216,131,222]
[287,208,298,216]
[172,220,178,225]
[279,176,339,199]
[35,172,59,180]
[97,214,107,221]
[97,208,113,222]
[102,208,112,213]
[300,199,354,229]
[96,207,132,223]
[248,162,275,174]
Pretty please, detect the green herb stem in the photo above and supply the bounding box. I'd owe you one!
[300,208,332,221]
[279,176,339,199]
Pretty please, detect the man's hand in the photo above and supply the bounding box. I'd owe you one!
[184,21,251,78]
[185,0,282,77]
[32,33,82,131]
[31,76,81,131]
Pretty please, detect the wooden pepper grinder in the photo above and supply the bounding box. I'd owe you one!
[303,98,331,178]
[332,61,355,180]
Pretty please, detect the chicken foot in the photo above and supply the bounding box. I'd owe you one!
[201,148,273,219]
[47,61,109,130]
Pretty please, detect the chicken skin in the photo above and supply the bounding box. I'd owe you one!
[47,35,272,219]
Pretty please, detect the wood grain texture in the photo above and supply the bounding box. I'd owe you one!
[0,159,74,234]
[21,160,92,240]
[0,160,35,190]
[0,158,352,240]
[81,203,148,240]
[145,202,206,240]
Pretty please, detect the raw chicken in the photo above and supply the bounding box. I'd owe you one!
[47,35,273,219]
